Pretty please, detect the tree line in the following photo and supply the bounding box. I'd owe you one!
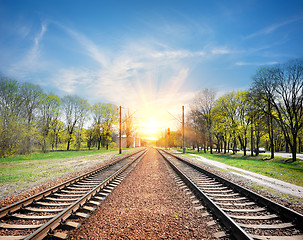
[0,75,134,158]
[185,60,303,162]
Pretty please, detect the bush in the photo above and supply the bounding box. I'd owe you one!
[109,142,117,149]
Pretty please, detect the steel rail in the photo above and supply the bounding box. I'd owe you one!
[160,149,303,230]
[24,149,147,240]
[158,149,253,240]
[0,148,145,219]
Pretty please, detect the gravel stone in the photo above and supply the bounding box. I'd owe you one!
[67,148,215,239]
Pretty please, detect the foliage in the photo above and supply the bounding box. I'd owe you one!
[185,60,303,162]
[252,60,303,161]
[0,75,120,158]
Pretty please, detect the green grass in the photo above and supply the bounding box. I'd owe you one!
[183,149,303,187]
[0,148,121,188]
[0,147,140,190]
[0,148,118,164]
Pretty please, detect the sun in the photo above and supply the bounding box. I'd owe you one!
[137,117,163,140]
[132,103,180,141]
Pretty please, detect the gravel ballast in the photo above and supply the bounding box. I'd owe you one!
[67,148,215,239]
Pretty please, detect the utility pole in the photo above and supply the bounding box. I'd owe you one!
[119,106,122,154]
[167,105,185,154]
[182,105,185,154]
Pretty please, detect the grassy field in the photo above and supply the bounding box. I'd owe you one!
[181,149,303,187]
[0,148,136,197]
[0,148,119,163]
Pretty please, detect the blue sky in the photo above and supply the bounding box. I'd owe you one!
[1,0,303,134]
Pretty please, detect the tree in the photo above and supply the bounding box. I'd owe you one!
[123,109,135,148]
[251,68,277,159]
[92,103,118,150]
[252,60,303,162]
[91,103,104,150]
[213,92,240,154]
[38,93,61,152]
[62,95,90,151]
[101,104,118,150]
[235,91,252,156]
[190,89,216,153]
[20,82,43,153]
[0,76,24,157]
[49,119,64,150]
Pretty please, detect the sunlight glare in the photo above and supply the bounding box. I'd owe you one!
[135,106,179,141]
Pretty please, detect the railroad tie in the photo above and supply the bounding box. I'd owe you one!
[94,196,105,201]
[0,235,26,240]
[228,214,278,220]
[35,201,71,207]
[214,201,256,206]
[250,234,303,240]
[53,193,83,197]
[81,206,95,211]
[88,200,101,206]
[221,207,266,212]
[62,220,81,229]
[24,207,63,212]
[45,197,76,202]
[213,231,226,239]
[49,231,68,240]
[74,212,90,218]
[11,213,56,220]
[0,223,43,229]
[238,222,294,229]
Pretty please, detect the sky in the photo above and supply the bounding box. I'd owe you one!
[0,0,303,138]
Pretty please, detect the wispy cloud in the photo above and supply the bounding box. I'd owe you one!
[150,50,205,59]
[244,16,303,39]
[211,47,230,55]
[54,67,93,93]
[51,25,209,110]
[235,61,279,66]
[9,22,48,78]
[63,27,109,68]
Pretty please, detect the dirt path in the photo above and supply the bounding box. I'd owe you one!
[68,148,215,239]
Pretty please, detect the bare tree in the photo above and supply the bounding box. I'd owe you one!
[252,60,303,162]
[123,109,135,148]
[191,89,216,153]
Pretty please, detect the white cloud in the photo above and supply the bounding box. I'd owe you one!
[64,28,109,68]
[244,16,303,39]
[235,61,279,66]
[151,50,205,59]
[211,47,230,55]
[9,22,48,78]
[53,68,93,93]
[52,26,207,111]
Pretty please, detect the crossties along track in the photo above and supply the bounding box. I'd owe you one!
[1,147,303,239]
[0,149,147,240]
[158,148,303,240]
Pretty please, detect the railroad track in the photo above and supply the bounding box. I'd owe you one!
[158,149,303,240]
[0,148,147,240]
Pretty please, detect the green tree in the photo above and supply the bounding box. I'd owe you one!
[38,93,61,152]
[101,104,118,150]
[62,95,90,151]
[92,103,118,150]
[0,76,23,157]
